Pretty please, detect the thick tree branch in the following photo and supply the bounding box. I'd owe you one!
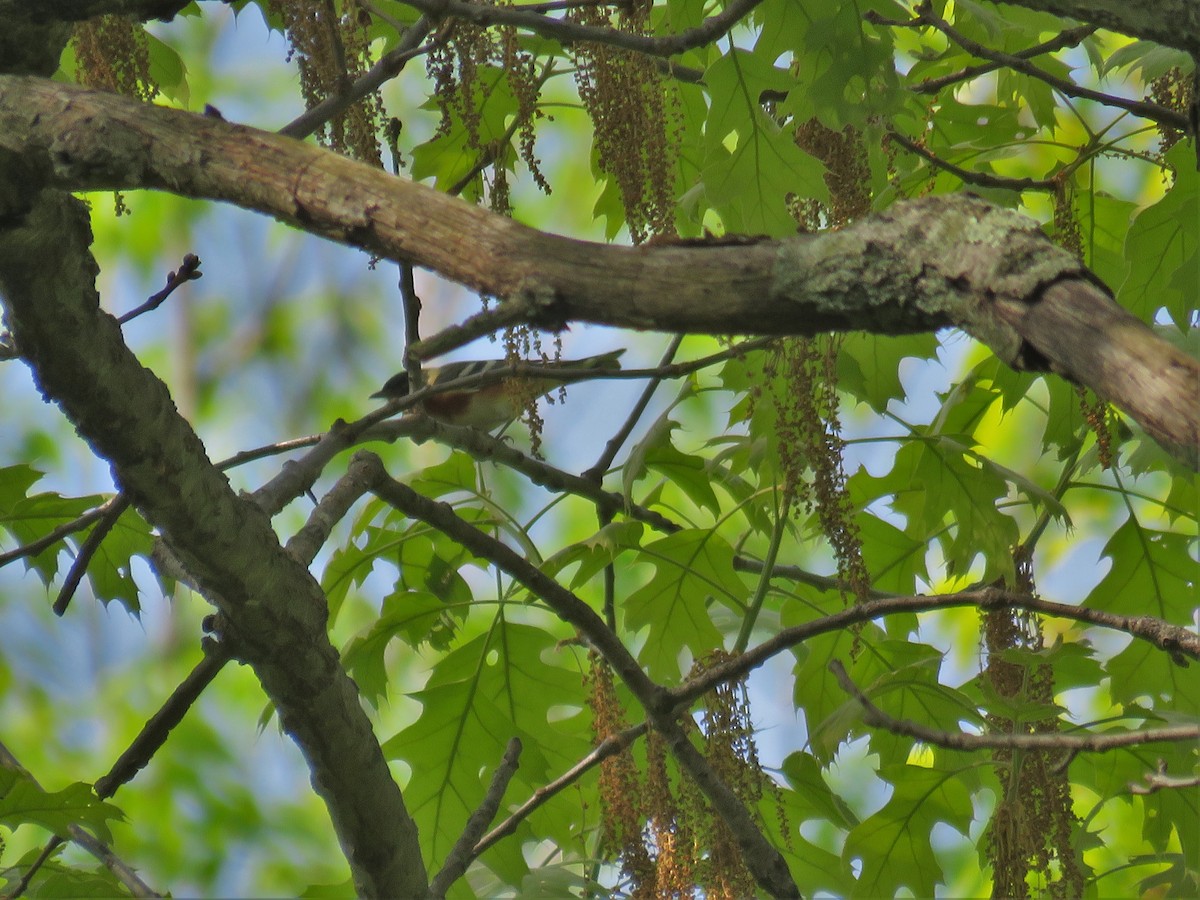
[0,195,426,898]
[1,78,1192,465]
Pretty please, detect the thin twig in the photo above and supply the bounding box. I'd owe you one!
[584,334,685,482]
[93,647,232,800]
[371,414,682,532]
[117,254,202,325]
[1128,763,1200,795]
[886,129,1056,191]
[913,24,1097,94]
[829,659,1199,754]
[732,484,792,654]
[472,723,647,858]
[284,460,380,566]
[508,0,614,12]
[0,436,323,593]
[670,587,1200,709]
[584,334,686,626]
[399,260,424,391]
[279,17,435,140]
[446,59,558,198]
[0,740,164,899]
[0,495,124,570]
[430,738,523,897]
[52,495,129,616]
[405,301,543,361]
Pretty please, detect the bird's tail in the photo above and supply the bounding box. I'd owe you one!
[550,348,625,380]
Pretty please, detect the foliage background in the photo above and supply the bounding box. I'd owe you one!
[0,0,1196,897]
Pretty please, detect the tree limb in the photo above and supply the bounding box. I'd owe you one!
[671,586,1200,708]
[911,23,1097,94]
[1,77,1192,466]
[0,191,427,900]
[470,723,648,859]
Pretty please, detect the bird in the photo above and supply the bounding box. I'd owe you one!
[372,349,626,429]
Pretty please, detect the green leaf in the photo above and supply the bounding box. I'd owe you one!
[836,333,941,414]
[780,750,857,829]
[791,625,875,762]
[410,65,521,193]
[0,844,134,899]
[0,465,103,585]
[1120,143,1198,329]
[848,641,982,766]
[855,511,928,596]
[1100,41,1193,80]
[410,450,481,499]
[78,505,155,614]
[624,529,746,679]
[645,436,721,518]
[1076,191,1136,292]
[382,622,591,885]
[341,589,447,707]
[541,519,644,589]
[844,763,974,897]
[1089,516,1195,622]
[1090,516,1198,716]
[699,51,827,236]
[884,435,1021,582]
[146,31,188,104]
[0,770,124,844]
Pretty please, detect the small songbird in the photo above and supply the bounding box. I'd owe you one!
[371,349,626,429]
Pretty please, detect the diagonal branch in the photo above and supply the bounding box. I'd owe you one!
[360,451,801,898]
[911,23,1098,94]
[278,16,435,140]
[917,2,1191,132]
[885,129,1056,191]
[471,722,648,859]
[430,738,523,898]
